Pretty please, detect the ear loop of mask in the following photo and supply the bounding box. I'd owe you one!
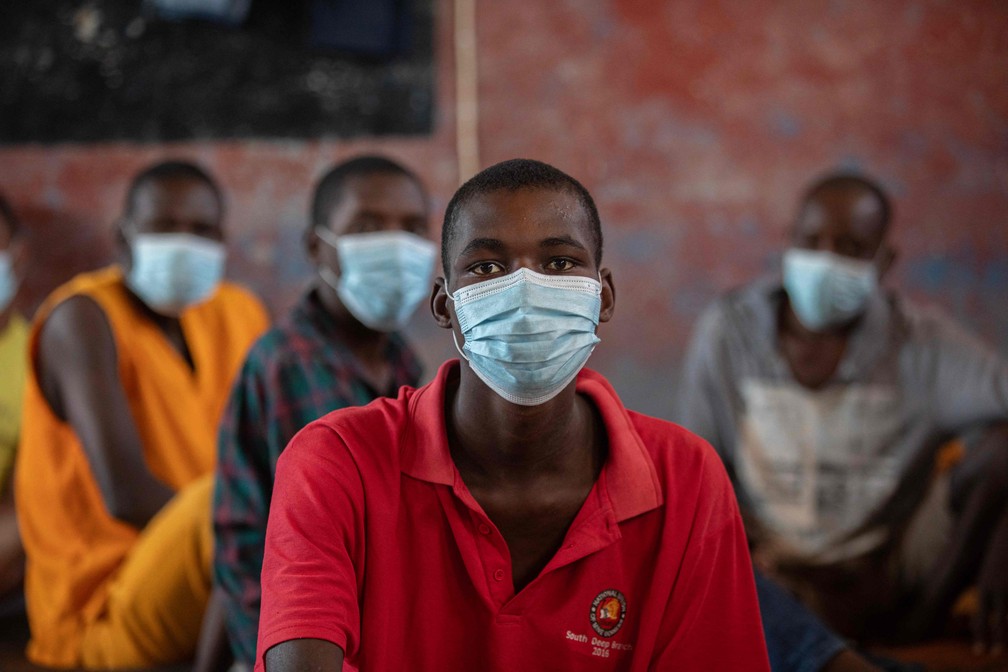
[314,227,342,291]
[447,293,471,362]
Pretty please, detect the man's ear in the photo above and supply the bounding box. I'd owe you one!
[877,245,896,282]
[8,237,28,274]
[430,276,454,329]
[598,267,615,323]
[304,228,321,264]
[115,218,133,268]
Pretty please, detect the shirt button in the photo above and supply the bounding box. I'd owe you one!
[478,523,491,535]
[493,569,506,582]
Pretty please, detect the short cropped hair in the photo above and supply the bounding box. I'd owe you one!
[802,172,892,231]
[311,155,426,232]
[125,160,223,217]
[441,159,603,276]
[0,192,20,240]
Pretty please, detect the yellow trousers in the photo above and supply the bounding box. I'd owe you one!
[78,475,213,669]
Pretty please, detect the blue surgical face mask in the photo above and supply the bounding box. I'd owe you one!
[782,248,878,332]
[0,251,17,312]
[126,233,226,316]
[449,267,602,406]
[316,228,437,333]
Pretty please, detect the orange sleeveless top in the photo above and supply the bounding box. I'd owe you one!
[15,266,268,666]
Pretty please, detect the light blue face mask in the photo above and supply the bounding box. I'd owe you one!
[316,228,437,333]
[450,267,602,406]
[126,233,226,316]
[782,248,878,332]
[0,251,17,312]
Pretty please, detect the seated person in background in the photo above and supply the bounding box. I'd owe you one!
[0,193,27,613]
[213,155,435,667]
[677,173,1008,653]
[256,159,770,671]
[15,161,269,669]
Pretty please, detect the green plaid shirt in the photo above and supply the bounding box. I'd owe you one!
[212,289,422,664]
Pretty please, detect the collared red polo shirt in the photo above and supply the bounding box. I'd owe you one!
[256,360,769,671]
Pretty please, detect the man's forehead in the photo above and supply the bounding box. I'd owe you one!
[800,188,885,232]
[132,176,220,212]
[458,187,589,235]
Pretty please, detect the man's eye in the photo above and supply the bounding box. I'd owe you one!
[471,262,503,275]
[547,258,575,271]
[838,242,867,258]
[193,222,222,239]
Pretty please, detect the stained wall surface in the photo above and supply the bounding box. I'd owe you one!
[2,0,1006,419]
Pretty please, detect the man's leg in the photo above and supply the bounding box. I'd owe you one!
[902,424,1008,644]
[756,569,849,672]
[756,570,926,672]
[79,474,213,669]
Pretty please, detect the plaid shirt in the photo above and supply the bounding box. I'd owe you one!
[212,289,422,665]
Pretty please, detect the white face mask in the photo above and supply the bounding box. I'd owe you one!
[782,248,878,332]
[126,233,226,316]
[450,267,602,406]
[0,251,17,312]
[316,228,437,332]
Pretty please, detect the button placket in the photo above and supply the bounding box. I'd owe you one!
[470,511,513,604]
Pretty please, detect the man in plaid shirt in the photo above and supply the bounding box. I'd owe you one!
[212,156,436,667]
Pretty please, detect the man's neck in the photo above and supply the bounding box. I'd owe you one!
[315,283,393,388]
[777,299,856,389]
[119,282,195,370]
[446,369,604,489]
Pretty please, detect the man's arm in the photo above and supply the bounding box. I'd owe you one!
[0,484,23,596]
[675,304,730,455]
[904,314,1008,648]
[649,447,770,670]
[36,295,173,527]
[264,639,344,672]
[906,423,1008,650]
[256,424,365,670]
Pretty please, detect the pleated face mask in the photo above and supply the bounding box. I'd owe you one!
[450,267,602,406]
[782,248,878,331]
[316,228,437,333]
[0,251,16,311]
[126,233,226,316]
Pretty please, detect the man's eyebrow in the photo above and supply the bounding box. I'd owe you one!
[458,237,505,257]
[541,235,587,252]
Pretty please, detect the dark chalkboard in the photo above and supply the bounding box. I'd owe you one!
[0,0,434,143]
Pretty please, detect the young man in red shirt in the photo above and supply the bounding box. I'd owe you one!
[256,159,770,671]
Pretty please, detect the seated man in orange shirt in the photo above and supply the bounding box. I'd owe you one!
[15,160,269,669]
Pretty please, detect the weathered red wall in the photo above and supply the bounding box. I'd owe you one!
[2,0,1006,418]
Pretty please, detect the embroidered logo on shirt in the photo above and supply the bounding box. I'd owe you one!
[589,589,626,637]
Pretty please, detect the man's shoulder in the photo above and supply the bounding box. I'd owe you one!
[31,268,127,352]
[239,301,362,384]
[884,293,1004,366]
[627,410,722,473]
[207,281,268,319]
[891,294,972,340]
[704,277,777,325]
[685,277,778,364]
[625,409,738,524]
[282,386,418,468]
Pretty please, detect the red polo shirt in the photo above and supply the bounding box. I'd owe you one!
[256,361,769,671]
